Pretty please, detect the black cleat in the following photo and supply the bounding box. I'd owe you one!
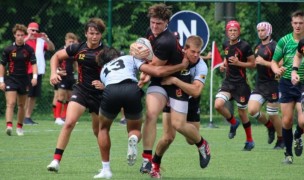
[294,138,303,157]
[273,140,285,150]
[267,127,275,144]
[198,140,211,168]
[139,159,152,174]
[243,141,255,151]
[228,120,240,139]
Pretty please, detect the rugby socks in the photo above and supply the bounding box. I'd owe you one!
[294,124,304,139]
[61,101,69,119]
[227,115,237,125]
[102,161,110,171]
[152,153,162,167]
[243,121,253,142]
[52,105,56,120]
[264,120,273,129]
[282,128,293,156]
[142,150,153,161]
[55,100,63,118]
[6,122,12,128]
[54,148,64,161]
[16,123,23,129]
[195,137,204,148]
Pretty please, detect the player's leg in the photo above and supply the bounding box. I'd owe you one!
[5,91,17,136]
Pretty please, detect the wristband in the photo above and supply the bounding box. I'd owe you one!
[33,74,38,79]
[0,77,3,83]
[292,67,299,71]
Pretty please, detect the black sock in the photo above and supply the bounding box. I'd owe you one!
[283,128,293,156]
[152,153,162,164]
[195,137,204,148]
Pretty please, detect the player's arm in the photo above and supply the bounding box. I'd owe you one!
[0,63,5,91]
[291,50,303,85]
[228,54,255,68]
[50,49,69,85]
[31,64,38,86]
[139,57,188,77]
[162,78,204,98]
[255,55,272,67]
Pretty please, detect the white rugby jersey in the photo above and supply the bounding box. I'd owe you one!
[100,55,145,86]
[190,58,208,84]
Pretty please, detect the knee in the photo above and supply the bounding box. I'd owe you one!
[6,102,16,109]
[214,99,224,111]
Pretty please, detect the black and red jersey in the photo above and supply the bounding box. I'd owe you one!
[223,39,253,83]
[59,46,75,76]
[254,40,277,83]
[1,43,36,76]
[66,42,106,93]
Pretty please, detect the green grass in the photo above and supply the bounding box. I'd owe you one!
[0,118,303,180]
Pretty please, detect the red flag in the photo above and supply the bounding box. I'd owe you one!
[212,41,223,70]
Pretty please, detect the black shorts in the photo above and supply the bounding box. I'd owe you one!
[252,81,279,103]
[100,80,144,120]
[5,76,29,95]
[219,80,251,105]
[58,75,75,90]
[279,78,303,103]
[28,74,42,97]
[70,84,102,114]
[163,96,201,122]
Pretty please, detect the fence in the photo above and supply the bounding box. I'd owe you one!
[0,0,303,119]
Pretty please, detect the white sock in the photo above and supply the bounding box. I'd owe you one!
[102,161,110,170]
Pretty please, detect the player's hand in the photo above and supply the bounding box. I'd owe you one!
[57,69,67,76]
[92,80,105,90]
[137,72,150,88]
[31,78,37,86]
[130,42,150,60]
[273,66,286,76]
[219,62,227,72]
[181,57,190,69]
[255,55,265,66]
[228,56,239,65]
[291,70,300,85]
[0,82,6,91]
[50,73,62,85]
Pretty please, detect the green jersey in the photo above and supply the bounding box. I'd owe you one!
[273,33,304,81]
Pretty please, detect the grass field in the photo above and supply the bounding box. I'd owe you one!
[1,117,303,180]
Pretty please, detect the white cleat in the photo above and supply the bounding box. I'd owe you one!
[55,118,65,125]
[47,160,60,172]
[6,127,12,136]
[93,169,112,179]
[127,135,138,166]
[16,128,24,136]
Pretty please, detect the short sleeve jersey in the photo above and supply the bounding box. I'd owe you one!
[190,58,208,84]
[146,28,184,83]
[254,40,277,83]
[273,33,304,81]
[59,46,75,76]
[66,42,105,93]
[100,55,145,86]
[223,39,254,83]
[1,43,36,76]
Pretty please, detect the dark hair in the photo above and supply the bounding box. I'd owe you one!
[12,24,27,35]
[85,18,106,33]
[96,47,120,66]
[148,3,172,21]
[291,10,304,18]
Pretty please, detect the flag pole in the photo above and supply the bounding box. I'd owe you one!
[208,41,216,128]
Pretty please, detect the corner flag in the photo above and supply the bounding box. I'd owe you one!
[209,41,223,127]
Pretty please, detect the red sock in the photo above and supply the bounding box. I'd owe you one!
[265,120,273,129]
[61,101,68,119]
[227,115,237,125]
[6,122,12,127]
[142,152,153,161]
[55,100,63,118]
[243,122,253,142]
[17,123,23,128]
[52,105,56,119]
